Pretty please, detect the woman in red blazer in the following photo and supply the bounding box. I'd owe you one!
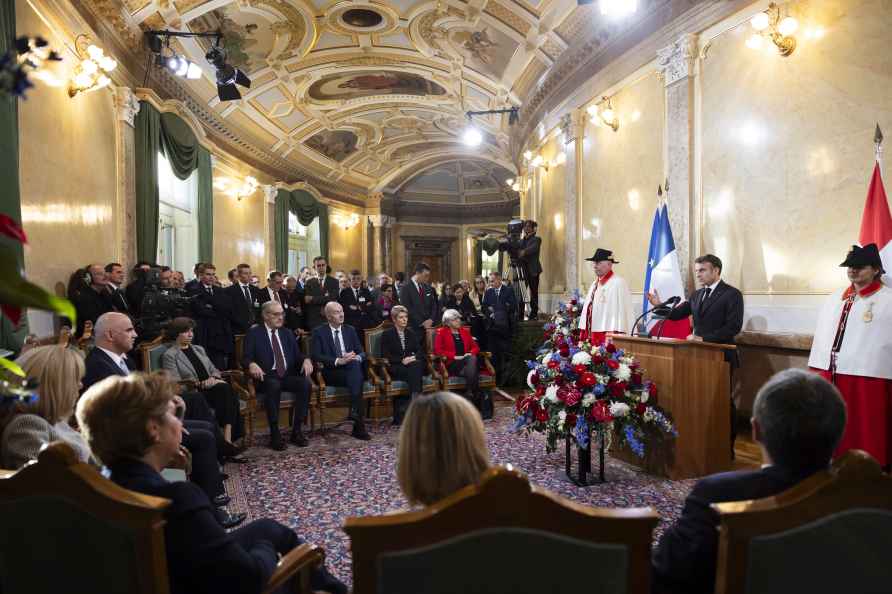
[434,309,480,400]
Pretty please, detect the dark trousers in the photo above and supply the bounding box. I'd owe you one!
[322,361,364,418]
[257,374,311,435]
[182,420,223,499]
[448,355,480,395]
[488,333,511,386]
[182,391,228,461]
[527,273,540,319]
[230,519,347,594]
[390,360,424,395]
[202,382,244,442]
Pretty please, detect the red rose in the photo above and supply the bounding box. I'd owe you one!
[554,375,566,386]
[606,359,620,370]
[590,400,613,423]
[566,413,578,426]
[573,364,587,375]
[636,403,647,415]
[630,361,640,370]
[564,390,582,407]
[535,385,546,396]
[609,381,627,397]
[591,354,604,365]
[648,383,658,397]
[559,345,570,358]
[547,360,560,369]
[575,380,586,391]
[570,299,578,305]
[530,373,540,386]
[580,372,597,387]
[606,343,617,353]
[556,386,569,402]
[535,408,549,422]
[631,372,643,385]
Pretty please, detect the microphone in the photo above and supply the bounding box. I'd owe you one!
[655,296,682,340]
[632,296,682,337]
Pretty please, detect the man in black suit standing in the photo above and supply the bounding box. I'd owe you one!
[398,262,437,349]
[243,301,314,450]
[104,262,131,315]
[304,256,340,332]
[72,264,113,337]
[83,312,244,527]
[188,262,234,370]
[647,254,744,450]
[311,302,370,440]
[339,269,374,342]
[259,270,289,309]
[651,369,846,594]
[519,220,542,320]
[225,263,262,335]
[482,270,517,385]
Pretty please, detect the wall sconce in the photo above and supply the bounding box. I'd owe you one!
[215,176,258,200]
[68,36,116,97]
[530,154,544,168]
[747,2,798,56]
[587,96,619,132]
[331,211,360,230]
[523,150,533,161]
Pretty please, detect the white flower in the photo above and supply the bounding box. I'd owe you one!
[571,351,592,366]
[642,407,656,422]
[639,391,649,404]
[526,370,538,390]
[558,410,567,422]
[544,385,559,403]
[582,393,595,407]
[561,327,569,335]
[554,316,565,325]
[609,402,631,418]
[615,363,632,382]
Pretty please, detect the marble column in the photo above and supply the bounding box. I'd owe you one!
[560,109,585,294]
[110,86,140,271]
[368,215,389,274]
[657,33,698,294]
[263,185,278,273]
[382,215,393,274]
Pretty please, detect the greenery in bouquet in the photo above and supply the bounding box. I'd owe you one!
[513,292,677,455]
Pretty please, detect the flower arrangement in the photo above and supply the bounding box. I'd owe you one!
[513,291,677,455]
[0,36,61,99]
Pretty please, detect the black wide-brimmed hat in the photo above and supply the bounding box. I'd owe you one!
[585,248,619,263]
[840,243,885,272]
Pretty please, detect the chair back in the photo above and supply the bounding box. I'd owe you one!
[138,335,168,372]
[233,333,246,370]
[0,442,171,594]
[345,465,657,594]
[364,323,387,359]
[425,325,440,354]
[713,450,892,594]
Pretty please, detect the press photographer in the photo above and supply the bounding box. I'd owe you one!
[136,266,194,342]
[497,219,541,320]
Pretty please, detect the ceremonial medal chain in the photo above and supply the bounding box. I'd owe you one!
[862,300,874,323]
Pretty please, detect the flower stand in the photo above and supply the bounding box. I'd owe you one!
[564,429,606,486]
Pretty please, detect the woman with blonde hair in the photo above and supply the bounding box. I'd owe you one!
[0,345,90,468]
[398,391,491,506]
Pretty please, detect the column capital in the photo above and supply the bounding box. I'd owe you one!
[111,86,141,127]
[262,184,279,204]
[656,33,699,87]
[368,214,393,228]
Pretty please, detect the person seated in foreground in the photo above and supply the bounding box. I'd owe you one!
[310,302,371,440]
[381,305,424,426]
[75,373,346,594]
[398,391,491,506]
[651,368,847,594]
[0,345,92,469]
[433,309,481,405]
[162,317,244,448]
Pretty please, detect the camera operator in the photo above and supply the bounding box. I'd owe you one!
[124,261,153,317]
[71,264,113,337]
[497,219,528,322]
[518,220,541,320]
[134,266,193,344]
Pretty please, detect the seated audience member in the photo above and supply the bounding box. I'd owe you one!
[434,309,481,404]
[0,345,91,469]
[162,317,244,446]
[84,313,241,525]
[375,283,396,322]
[398,391,490,506]
[311,302,370,441]
[381,305,424,426]
[651,369,847,594]
[243,302,313,451]
[75,373,346,594]
[446,283,476,322]
[339,269,374,340]
[438,282,453,310]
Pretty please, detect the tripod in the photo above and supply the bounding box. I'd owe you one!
[507,258,528,321]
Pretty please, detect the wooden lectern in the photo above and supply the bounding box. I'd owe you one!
[610,335,734,480]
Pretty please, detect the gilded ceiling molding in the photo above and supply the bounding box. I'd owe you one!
[111,86,142,127]
[383,154,517,193]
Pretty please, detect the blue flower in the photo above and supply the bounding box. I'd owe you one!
[574,416,590,449]
[512,414,530,432]
[594,384,606,396]
[526,360,538,369]
[625,425,645,457]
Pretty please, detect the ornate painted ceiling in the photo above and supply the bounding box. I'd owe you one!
[81,0,681,202]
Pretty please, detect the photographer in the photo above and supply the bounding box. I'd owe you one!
[519,220,541,320]
[497,219,529,322]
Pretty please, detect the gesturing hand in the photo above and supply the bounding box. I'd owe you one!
[646,290,661,306]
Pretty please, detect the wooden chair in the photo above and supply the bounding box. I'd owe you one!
[22,321,93,353]
[364,322,439,421]
[311,330,381,434]
[0,442,323,594]
[344,465,658,594]
[425,325,497,392]
[139,336,253,445]
[713,450,892,594]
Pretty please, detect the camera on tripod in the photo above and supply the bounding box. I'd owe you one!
[500,218,525,263]
[137,267,193,341]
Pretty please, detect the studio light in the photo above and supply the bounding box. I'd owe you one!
[145,30,247,97]
[207,45,251,101]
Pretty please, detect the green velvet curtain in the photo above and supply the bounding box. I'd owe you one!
[274,188,329,273]
[0,0,22,267]
[135,102,214,263]
[476,238,503,276]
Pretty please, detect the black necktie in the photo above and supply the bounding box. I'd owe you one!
[243,285,251,304]
[700,288,712,311]
[206,286,213,296]
[334,329,343,356]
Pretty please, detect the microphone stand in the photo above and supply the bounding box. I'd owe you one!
[655,300,681,340]
[632,304,661,337]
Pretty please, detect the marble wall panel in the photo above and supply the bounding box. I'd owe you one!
[328,215,365,275]
[538,136,568,293]
[17,0,117,295]
[580,72,665,293]
[700,0,892,294]
[212,189,267,279]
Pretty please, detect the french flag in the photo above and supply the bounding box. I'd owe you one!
[860,161,892,285]
[642,202,690,338]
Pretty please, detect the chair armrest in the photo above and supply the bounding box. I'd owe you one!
[367,364,381,386]
[314,370,327,390]
[261,543,324,594]
[478,351,496,375]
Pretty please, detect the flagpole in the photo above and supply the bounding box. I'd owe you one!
[876,123,884,178]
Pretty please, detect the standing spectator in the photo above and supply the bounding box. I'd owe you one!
[259,270,288,308]
[394,271,406,298]
[303,256,340,331]
[105,262,131,315]
[283,275,305,332]
[184,262,205,293]
[375,284,396,323]
[446,283,475,322]
[188,263,234,370]
[467,277,488,349]
[225,263,261,335]
[340,269,374,341]
[398,262,437,351]
[438,282,454,311]
[482,271,517,385]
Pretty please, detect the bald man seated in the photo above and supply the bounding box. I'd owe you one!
[310,302,370,440]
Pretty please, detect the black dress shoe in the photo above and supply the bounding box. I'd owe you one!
[289,431,309,447]
[220,472,230,480]
[225,455,249,464]
[269,434,286,451]
[216,509,247,529]
[220,441,245,457]
[351,425,371,441]
[212,494,231,507]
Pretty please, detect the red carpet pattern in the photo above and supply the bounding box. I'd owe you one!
[224,409,696,585]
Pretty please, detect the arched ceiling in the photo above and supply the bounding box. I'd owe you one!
[81,0,680,201]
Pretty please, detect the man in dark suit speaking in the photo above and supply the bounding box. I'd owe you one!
[311,302,371,441]
[243,301,314,451]
[651,369,846,594]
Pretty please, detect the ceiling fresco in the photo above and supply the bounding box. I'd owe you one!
[81,0,678,200]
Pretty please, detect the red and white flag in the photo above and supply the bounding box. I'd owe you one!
[859,161,892,284]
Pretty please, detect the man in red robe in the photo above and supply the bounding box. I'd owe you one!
[809,243,892,468]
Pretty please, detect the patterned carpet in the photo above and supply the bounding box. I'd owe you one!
[223,407,697,585]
